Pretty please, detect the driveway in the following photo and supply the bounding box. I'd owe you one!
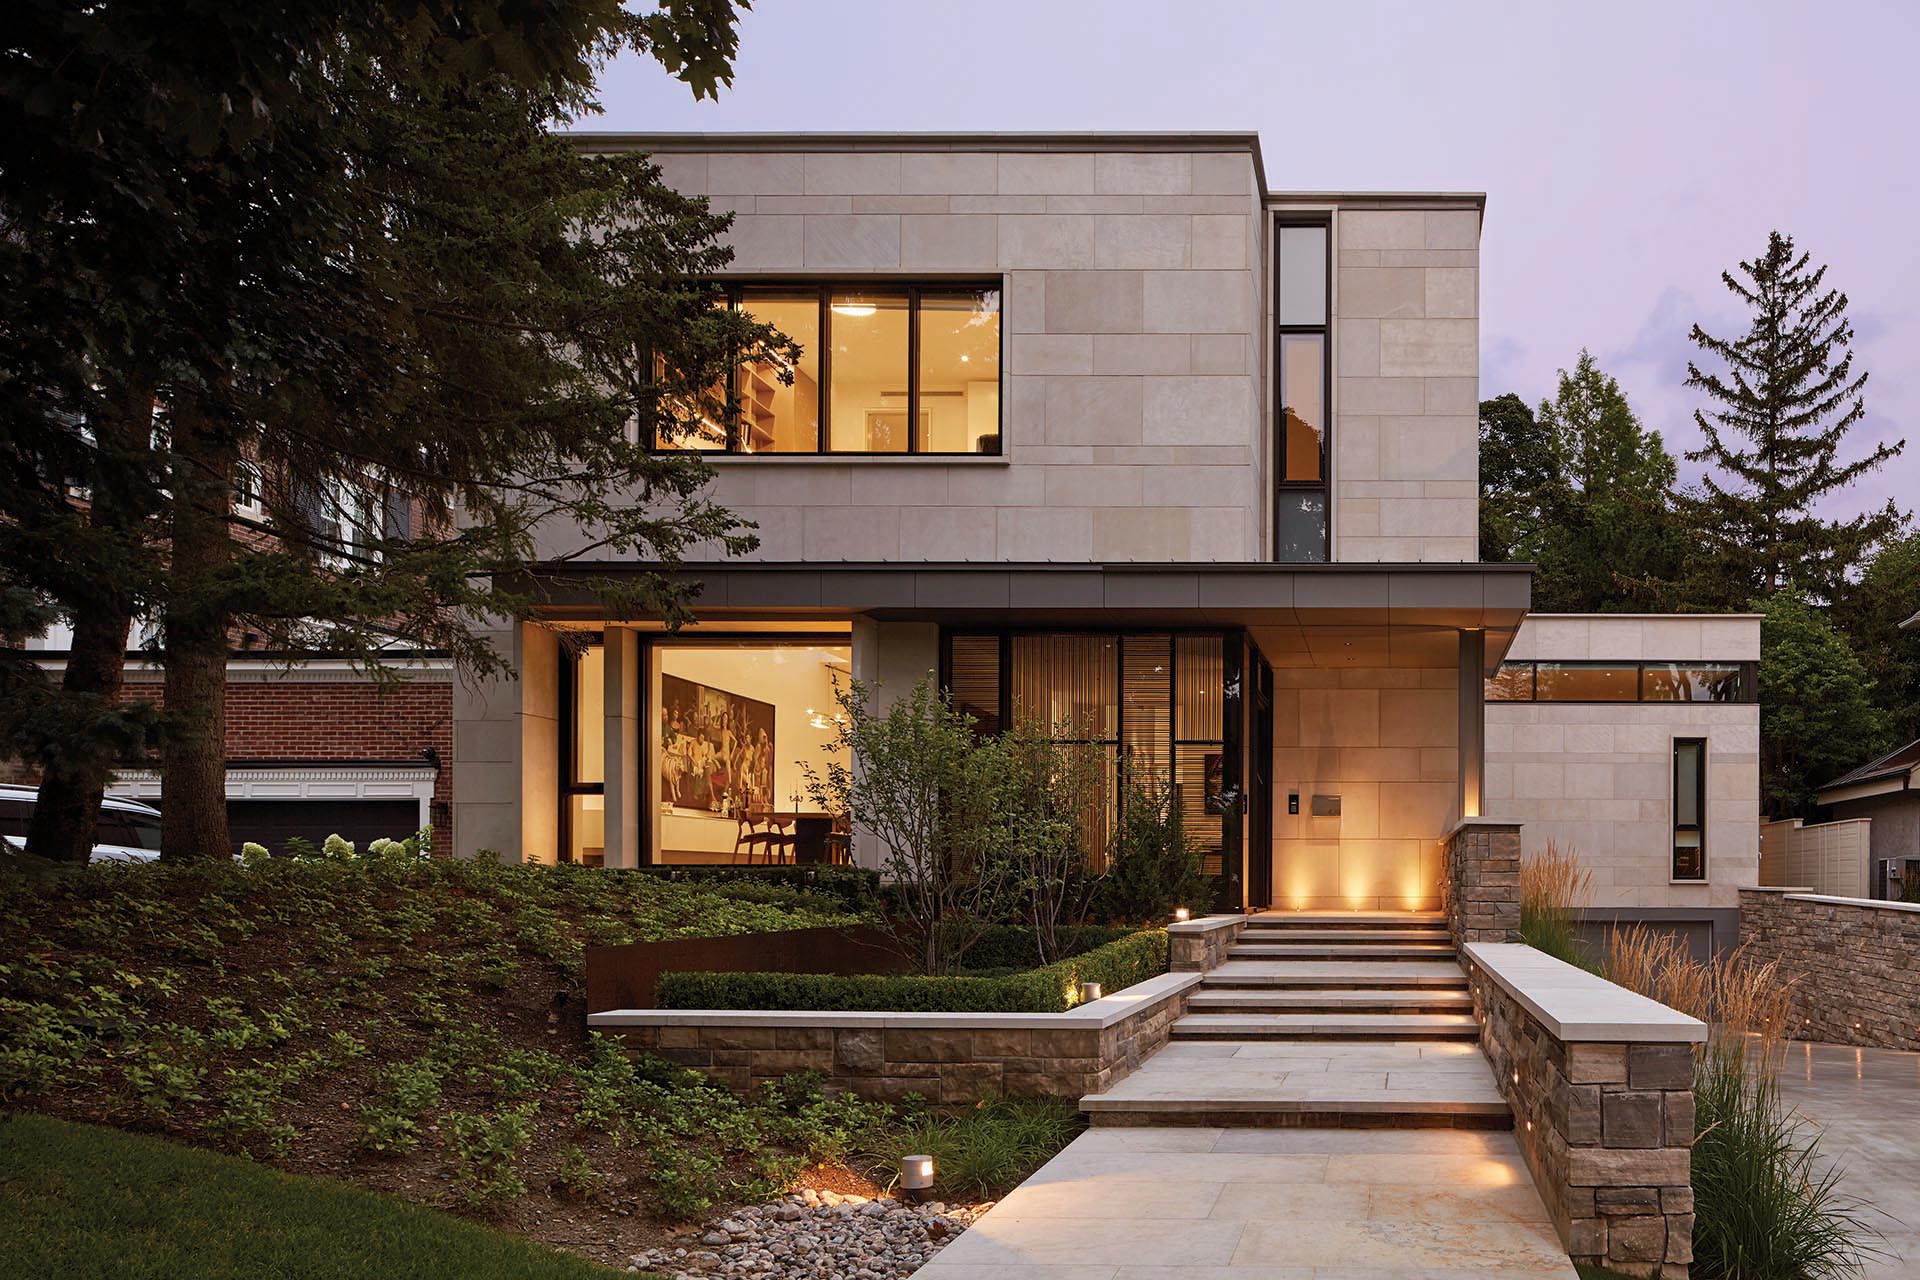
[1775,1040,1920,1277]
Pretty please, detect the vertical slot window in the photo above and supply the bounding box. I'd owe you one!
[1275,221,1329,561]
[1672,738,1706,881]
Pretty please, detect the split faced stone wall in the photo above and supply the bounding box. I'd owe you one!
[1739,889,1920,1051]
[1464,943,1700,1280]
[1168,914,1245,970]
[593,973,1198,1104]
[1443,819,1521,948]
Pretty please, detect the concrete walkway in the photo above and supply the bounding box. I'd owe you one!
[1776,1040,1920,1277]
[914,1125,1577,1279]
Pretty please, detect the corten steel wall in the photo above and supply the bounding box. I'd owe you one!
[584,925,906,1014]
[1739,889,1920,1051]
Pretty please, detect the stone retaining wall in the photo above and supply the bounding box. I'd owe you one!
[1444,819,1521,948]
[592,972,1200,1104]
[1464,943,1700,1280]
[1739,888,1920,1051]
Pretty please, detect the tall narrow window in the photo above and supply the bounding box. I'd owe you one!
[1275,221,1329,561]
[1672,738,1706,881]
[917,288,1001,454]
[828,288,911,451]
[563,642,606,867]
[736,288,821,453]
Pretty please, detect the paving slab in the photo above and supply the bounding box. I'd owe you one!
[1775,1040,1920,1279]
[912,1128,1575,1280]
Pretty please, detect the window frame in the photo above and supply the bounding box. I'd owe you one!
[556,635,607,866]
[1273,218,1332,562]
[1671,736,1707,882]
[649,279,1005,457]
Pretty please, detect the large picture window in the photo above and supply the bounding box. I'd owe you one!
[1275,221,1329,561]
[654,282,1001,455]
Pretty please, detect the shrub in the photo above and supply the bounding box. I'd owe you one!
[957,924,1133,971]
[657,929,1168,1013]
[994,717,1108,964]
[1095,775,1210,925]
[628,864,881,911]
[1602,929,1876,1279]
[1519,840,1595,971]
[444,1105,535,1207]
[239,842,271,867]
[854,1096,1084,1200]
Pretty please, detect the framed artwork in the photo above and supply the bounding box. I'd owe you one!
[658,674,776,814]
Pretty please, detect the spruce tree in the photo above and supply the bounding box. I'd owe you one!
[1683,231,1907,605]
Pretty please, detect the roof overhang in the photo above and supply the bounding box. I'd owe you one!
[520,561,1533,670]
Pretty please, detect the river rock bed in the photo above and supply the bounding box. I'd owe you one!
[628,1188,991,1280]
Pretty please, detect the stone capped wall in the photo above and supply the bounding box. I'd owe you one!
[1466,958,1696,1278]
[596,973,1197,1104]
[1739,889,1920,1051]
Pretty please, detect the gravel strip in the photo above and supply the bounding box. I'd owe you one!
[628,1188,992,1280]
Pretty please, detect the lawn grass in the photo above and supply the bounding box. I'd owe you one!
[0,1111,642,1280]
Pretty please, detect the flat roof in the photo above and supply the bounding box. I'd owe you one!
[563,131,1487,210]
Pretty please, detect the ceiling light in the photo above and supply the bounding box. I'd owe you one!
[959,354,970,363]
[831,303,876,318]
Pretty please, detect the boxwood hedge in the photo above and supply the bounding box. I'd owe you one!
[655,928,1169,1013]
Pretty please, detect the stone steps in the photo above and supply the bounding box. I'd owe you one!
[1234,927,1452,944]
[1187,988,1474,1015]
[1172,1012,1481,1041]
[1229,943,1458,961]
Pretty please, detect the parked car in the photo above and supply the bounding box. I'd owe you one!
[0,784,164,863]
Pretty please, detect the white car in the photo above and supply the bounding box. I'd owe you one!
[0,784,164,863]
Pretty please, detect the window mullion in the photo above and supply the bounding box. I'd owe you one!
[818,285,831,453]
[907,286,920,454]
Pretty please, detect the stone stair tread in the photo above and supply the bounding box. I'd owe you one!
[1232,945,1455,954]
[1188,989,1473,1009]
[1247,911,1446,924]
[1235,927,1450,942]
[1203,959,1467,988]
[1174,1013,1479,1039]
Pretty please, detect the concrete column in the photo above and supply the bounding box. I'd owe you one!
[602,628,640,869]
[518,622,560,865]
[1457,628,1485,821]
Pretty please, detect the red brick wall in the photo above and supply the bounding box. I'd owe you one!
[113,677,455,836]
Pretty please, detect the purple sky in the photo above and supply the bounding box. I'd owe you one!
[585,0,1919,522]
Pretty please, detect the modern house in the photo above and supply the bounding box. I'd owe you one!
[451,132,1759,947]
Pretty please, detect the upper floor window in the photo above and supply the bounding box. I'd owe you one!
[1275,222,1329,561]
[1486,661,1754,703]
[653,282,1001,456]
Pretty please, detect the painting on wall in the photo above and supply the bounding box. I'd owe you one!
[659,674,776,814]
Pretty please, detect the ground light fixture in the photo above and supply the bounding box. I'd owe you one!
[1079,981,1104,1003]
[899,1154,935,1202]
[1172,906,1191,923]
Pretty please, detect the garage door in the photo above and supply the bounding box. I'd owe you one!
[227,800,423,858]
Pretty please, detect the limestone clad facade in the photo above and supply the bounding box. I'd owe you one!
[456,133,1761,936]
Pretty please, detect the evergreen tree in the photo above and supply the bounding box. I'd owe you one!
[1,1,775,859]
[1754,591,1890,817]
[1683,231,1908,606]
[1479,354,1690,611]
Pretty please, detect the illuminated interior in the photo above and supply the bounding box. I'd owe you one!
[648,641,851,865]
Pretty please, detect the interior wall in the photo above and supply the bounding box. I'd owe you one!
[1269,665,1459,910]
